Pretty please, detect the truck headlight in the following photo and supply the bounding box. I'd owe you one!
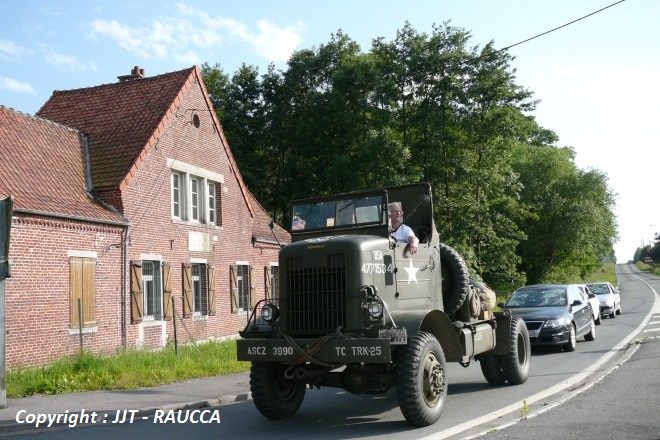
[368,302,383,319]
[261,303,279,323]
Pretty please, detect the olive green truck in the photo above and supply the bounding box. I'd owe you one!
[237,183,530,427]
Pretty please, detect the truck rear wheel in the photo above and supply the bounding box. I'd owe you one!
[439,243,469,315]
[250,362,306,420]
[500,316,530,384]
[479,316,530,385]
[396,332,447,427]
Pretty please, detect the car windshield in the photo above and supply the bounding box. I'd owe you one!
[506,287,567,307]
[587,284,609,295]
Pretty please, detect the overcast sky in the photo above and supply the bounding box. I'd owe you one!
[1,0,657,261]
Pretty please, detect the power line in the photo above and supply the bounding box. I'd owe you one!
[498,0,627,52]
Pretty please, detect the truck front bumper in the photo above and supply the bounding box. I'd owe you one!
[237,337,392,364]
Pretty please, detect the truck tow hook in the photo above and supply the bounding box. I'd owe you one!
[284,366,307,380]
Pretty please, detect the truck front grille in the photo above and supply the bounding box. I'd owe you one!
[284,254,346,333]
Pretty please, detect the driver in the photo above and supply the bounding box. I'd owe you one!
[389,202,419,255]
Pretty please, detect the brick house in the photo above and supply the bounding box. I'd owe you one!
[0,65,288,368]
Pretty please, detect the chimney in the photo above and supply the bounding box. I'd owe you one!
[117,66,146,82]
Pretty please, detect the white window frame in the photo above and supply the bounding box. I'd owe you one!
[208,182,216,225]
[172,173,182,219]
[168,159,224,226]
[142,259,163,321]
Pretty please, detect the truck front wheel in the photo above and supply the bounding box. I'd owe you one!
[250,362,306,420]
[396,332,447,427]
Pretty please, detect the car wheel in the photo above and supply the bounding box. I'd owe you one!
[564,323,577,352]
[585,318,596,341]
[609,309,616,319]
[594,312,601,325]
[616,303,622,315]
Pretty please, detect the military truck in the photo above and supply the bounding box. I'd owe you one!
[236,183,530,427]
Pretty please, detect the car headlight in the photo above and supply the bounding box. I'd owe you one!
[261,303,279,323]
[544,317,570,328]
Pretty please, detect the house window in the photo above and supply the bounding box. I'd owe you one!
[271,265,279,301]
[182,262,215,317]
[70,256,96,329]
[172,173,181,218]
[142,261,162,320]
[190,177,200,222]
[192,263,208,315]
[231,263,254,313]
[208,182,216,225]
[170,170,221,226]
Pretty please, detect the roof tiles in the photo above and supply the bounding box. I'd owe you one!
[0,106,126,224]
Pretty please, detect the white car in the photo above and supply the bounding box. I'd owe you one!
[577,284,601,325]
[586,282,622,319]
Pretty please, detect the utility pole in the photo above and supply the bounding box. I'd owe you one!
[0,196,13,409]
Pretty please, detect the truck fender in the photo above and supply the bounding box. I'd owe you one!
[389,309,463,362]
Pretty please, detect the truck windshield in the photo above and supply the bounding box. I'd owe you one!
[291,194,384,231]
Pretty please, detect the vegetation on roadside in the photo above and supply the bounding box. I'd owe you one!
[635,261,660,276]
[6,339,249,399]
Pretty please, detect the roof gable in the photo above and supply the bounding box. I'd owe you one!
[37,67,195,192]
[0,106,126,224]
[36,65,256,218]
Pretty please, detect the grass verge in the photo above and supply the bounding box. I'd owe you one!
[7,339,250,399]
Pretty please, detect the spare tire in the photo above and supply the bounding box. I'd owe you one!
[439,243,469,315]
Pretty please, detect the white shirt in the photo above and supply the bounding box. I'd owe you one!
[392,224,414,243]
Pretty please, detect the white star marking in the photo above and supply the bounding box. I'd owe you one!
[404,259,419,284]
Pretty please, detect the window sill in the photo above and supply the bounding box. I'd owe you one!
[171,218,222,230]
[69,326,98,335]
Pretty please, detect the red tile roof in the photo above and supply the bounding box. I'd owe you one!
[0,106,127,224]
[37,68,195,192]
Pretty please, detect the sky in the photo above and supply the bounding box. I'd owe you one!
[1,0,658,262]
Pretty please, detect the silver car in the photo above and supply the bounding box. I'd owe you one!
[586,282,621,319]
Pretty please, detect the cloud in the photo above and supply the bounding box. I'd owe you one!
[0,39,33,60]
[89,5,304,64]
[41,48,98,72]
[0,77,36,94]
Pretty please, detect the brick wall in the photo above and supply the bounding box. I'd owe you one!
[5,214,125,368]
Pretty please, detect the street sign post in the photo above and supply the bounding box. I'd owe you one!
[0,195,14,409]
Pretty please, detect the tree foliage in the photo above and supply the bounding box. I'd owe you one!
[201,22,618,293]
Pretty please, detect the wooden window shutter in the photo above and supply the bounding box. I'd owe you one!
[264,266,272,300]
[250,265,257,308]
[70,257,83,327]
[230,264,238,314]
[207,265,216,316]
[182,263,193,318]
[82,258,96,327]
[130,261,143,324]
[162,262,173,321]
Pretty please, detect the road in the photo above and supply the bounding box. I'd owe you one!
[9,263,659,439]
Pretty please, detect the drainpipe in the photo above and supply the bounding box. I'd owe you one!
[122,227,129,350]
